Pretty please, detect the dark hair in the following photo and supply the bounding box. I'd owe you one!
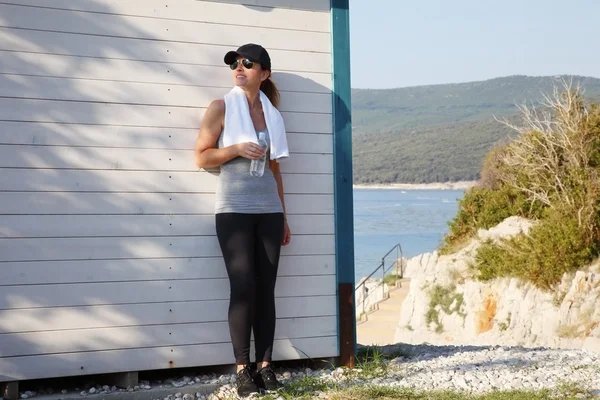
[260,76,280,109]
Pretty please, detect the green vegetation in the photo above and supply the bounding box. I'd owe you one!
[383,273,402,286]
[498,313,512,332]
[262,382,593,400]
[441,84,600,291]
[473,212,595,290]
[557,307,597,338]
[553,290,567,307]
[353,118,512,184]
[327,386,593,400]
[258,346,594,399]
[439,184,542,254]
[425,284,466,333]
[352,75,600,184]
[260,375,336,400]
[352,346,409,379]
[258,346,407,399]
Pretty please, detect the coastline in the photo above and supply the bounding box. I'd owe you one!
[353,181,477,190]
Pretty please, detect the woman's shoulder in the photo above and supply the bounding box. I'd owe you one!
[208,99,226,113]
[204,99,225,126]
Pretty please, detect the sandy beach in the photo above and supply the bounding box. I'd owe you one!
[353,181,477,190]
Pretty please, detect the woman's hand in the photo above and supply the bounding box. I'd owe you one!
[236,142,265,160]
[282,219,291,246]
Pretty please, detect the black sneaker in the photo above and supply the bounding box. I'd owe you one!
[235,365,261,397]
[253,365,283,392]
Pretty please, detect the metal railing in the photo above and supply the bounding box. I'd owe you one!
[355,243,404,318]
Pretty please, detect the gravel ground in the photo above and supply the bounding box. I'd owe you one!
[13,344,600,400]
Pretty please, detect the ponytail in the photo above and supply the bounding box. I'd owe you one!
[260,76,280,109]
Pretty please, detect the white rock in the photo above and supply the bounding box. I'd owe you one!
[88,388,96,394]
[395,217,600,351]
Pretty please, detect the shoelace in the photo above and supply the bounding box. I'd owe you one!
[259,366,277,382]
[237,367,254,385]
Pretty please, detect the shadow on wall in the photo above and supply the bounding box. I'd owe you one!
[0,1,350,383]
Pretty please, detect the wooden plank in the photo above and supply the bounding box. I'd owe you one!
[1,0,331,32]
[0,121,333,152]
[0,169,334,194]
[0,145,334,173]
[0,99,333,134]
[0,29,332,74]
[205,0,330,12]
[0,337,338,381]
[0,75,333,114]
[0,214,335,237]
[0,121,197,148]
[0,235,335,262]
[0,192,334,215]
[0,4,331,53]
[0,296,337,332]
[0,255,336,286]
[0,98,195,129]
[332,0,356,367]
[0,275,337,309]
[0,316,337,357]
[0,51,333,93]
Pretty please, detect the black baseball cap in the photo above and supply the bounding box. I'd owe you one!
[224,43,271,71]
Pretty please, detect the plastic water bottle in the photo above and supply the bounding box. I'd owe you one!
[250,131,268,177]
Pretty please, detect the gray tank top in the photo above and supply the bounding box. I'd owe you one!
[215,129,283,214]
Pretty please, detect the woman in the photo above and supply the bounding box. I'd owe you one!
[194,43,291,397]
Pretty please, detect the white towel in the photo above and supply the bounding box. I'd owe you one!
[222,86,289,161]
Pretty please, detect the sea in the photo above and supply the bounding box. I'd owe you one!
[353,188,465,282]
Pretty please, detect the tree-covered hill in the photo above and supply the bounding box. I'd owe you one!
[352,75,600,183]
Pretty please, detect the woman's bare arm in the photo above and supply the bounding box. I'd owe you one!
[194,100,266,168]
[271,159,291,245]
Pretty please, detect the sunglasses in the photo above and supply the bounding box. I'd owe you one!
[229,58,255,70]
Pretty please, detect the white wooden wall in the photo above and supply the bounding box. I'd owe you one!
[0,0,336,382]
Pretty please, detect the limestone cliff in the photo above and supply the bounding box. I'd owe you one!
[395,217,600,352]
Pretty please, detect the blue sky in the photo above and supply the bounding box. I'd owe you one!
[349,0,599,89]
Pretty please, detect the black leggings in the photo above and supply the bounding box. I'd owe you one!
[215,212,284,365]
